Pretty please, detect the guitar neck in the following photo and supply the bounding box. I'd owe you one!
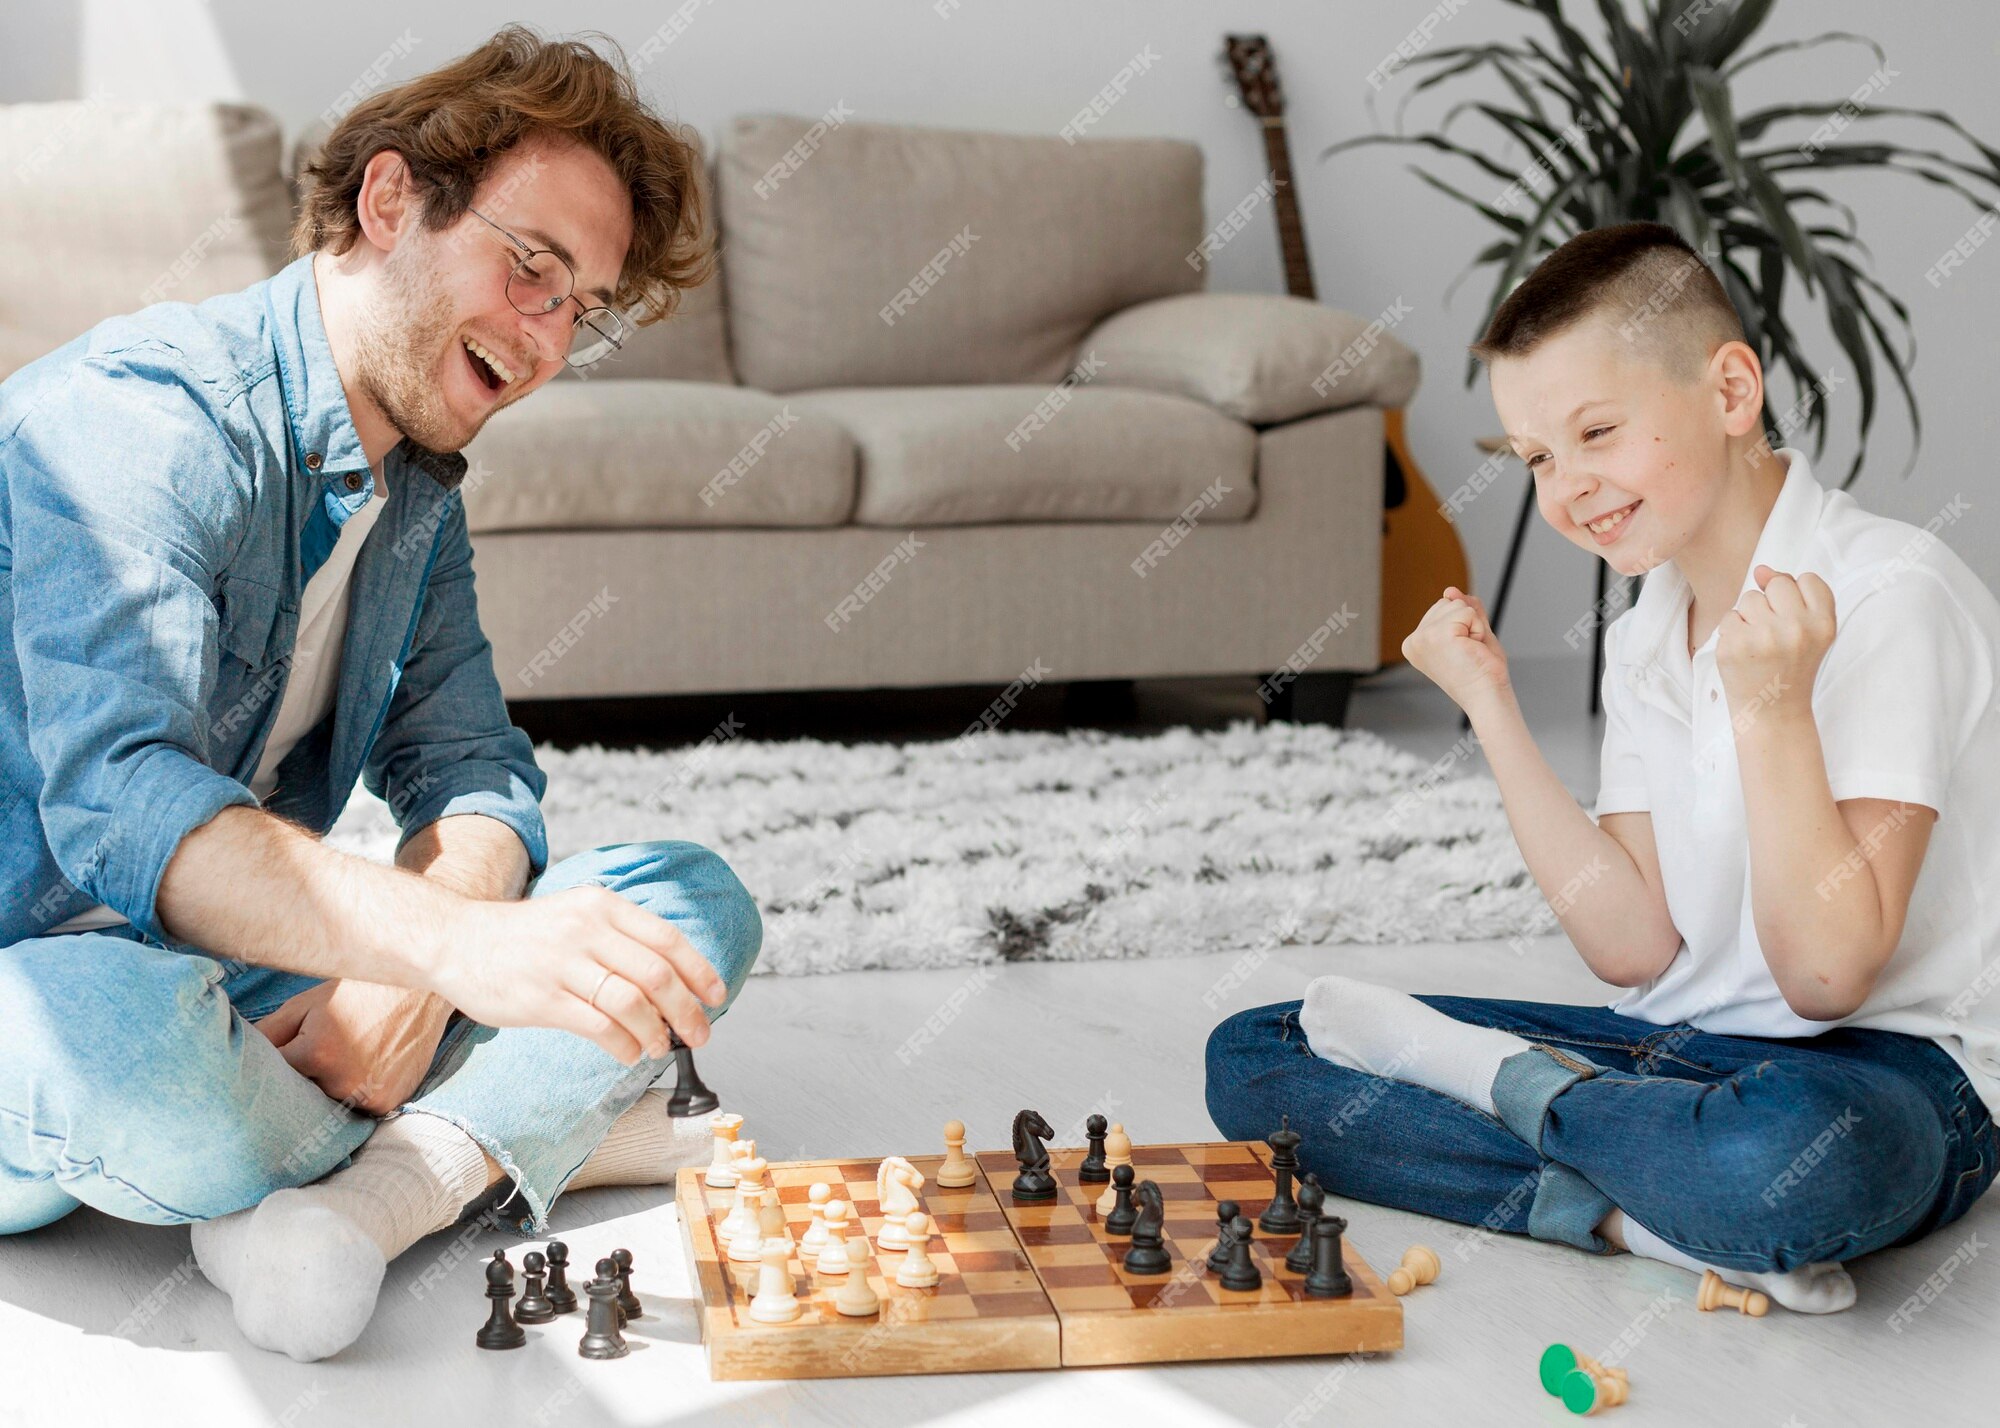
[1257,118,1315,303]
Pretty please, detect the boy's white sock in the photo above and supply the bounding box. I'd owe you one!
[561,1088,724,1192]
[1298,974,1530,1117]
[192,1110,503,1362]
[1604,1208,1857,1313]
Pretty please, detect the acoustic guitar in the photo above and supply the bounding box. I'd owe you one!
[1222,33,1471,668]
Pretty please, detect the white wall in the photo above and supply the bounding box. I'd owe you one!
[11,0,2000,662]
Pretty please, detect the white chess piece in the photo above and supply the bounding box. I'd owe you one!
[748,1239,802,1323]
[704,1112,744,1188]
[816,1200,852,1275]
[1095,1124,1132,1216]
[719,1155,767,1246]
[875,1156,925,1252]
[833,1228,881,1317]
[895,1211,940,1288]
[758,1178,793,1250]
[799,1183,832,1259]
[727,1187,769,1263]
[936,1120,977,1189]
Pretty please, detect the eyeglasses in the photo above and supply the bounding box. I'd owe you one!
[464,206,631,369]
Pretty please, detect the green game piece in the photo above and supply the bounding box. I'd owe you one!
[1539,1342,1581,1395]
[1559,1367,1603,1415]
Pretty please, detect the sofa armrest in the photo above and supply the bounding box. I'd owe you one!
[1079,292,1420,425]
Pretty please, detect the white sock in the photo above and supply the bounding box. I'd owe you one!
[562,1088,724,1192]
[192,1111,503,1362]
[1605,1208,1857,1314]
[1298,974,1530,1117]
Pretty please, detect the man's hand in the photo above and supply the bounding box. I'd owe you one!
[1401,584,1512,715]
[1717,565,1837,717]
[255,978,455,1115]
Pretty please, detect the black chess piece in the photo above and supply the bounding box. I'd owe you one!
[1219,1216,1262,1292]
[1078,1114,1111,1183]
[1286,1174,1326,1275]
[475,1249,527,1350]
[1207,1199,1240,1272]
[1121,1181,1171,1275]
[516,1250,557,1324]
[665,1031,720,1117]
[577,1260,630,1360]
[1009,1107,1057,1201]
[611,1247,643,1321]
[1258,1115,1304,1234]
[1304,1214,1353,1298]
[1104,1164,1139,1236]
[543,1240,579,1314]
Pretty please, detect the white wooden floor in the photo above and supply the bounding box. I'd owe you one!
[4,660,1993,1427]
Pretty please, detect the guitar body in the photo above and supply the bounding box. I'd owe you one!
[1223,35,1472,668]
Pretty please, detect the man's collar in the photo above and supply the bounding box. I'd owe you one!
[1613,446,1827,669]
[267,253,469,494]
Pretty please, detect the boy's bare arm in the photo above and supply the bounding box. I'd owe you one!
[1467,686,1681,985]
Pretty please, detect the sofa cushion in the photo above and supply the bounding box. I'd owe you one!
[1083,293,1422,425]
[0,102,293,381]
[462,380,855,532]
[791,386,1256,528]
[720,114,1203,392]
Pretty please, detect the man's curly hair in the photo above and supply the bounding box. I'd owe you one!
[291,23,712,327]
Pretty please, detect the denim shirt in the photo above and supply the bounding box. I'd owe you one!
[0,252,548,947]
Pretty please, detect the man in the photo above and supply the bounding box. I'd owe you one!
[0,26,760,1362]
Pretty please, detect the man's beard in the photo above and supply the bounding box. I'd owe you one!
[350,240,484,455]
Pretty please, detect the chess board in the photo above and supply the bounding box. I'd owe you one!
[676,1140,1402,1381]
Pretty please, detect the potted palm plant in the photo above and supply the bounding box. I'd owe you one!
[1330,0,2000,486]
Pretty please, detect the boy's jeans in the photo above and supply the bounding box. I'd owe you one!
[1206,995,1999,1274]
[0,840,761,1238]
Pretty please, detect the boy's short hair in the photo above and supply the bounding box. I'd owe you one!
[1469,220,1745,381]
[292,23,712,327]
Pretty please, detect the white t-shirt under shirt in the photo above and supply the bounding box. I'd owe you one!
[48,474,387,934]
[1593,446,2000,1118]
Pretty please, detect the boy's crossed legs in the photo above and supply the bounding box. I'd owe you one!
[1206,979,1998,1313]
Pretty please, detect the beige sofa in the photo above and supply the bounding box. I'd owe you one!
[0,103,1420,724]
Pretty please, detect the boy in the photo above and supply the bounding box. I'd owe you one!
[1206,222,2000,1312]
[0,26,759,1362]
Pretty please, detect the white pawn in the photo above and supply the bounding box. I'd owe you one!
[758,1179,793,1250]
[727,1187,768,1263]
[1095,1124,1133,1216]
[896,1211,940,1288]
[834,1228,881,1317]
[719,1155,767,1246]
[704,1112,744,1188]
[748,1239,801,1324]
[799,1183,832,1260]
[816,1200,853,1275]
[936,1120,977,1189]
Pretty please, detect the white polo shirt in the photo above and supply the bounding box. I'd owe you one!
[1593,446,2000,1118]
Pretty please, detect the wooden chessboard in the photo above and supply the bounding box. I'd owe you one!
[676,1140,1402,1381]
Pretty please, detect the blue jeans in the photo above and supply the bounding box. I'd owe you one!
[0,840,761,1239]
[1205,996,2000,1274]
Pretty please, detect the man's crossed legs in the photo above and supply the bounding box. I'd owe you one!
[0,839,761,1360]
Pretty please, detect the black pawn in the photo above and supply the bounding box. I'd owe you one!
[1304,1215,1353,1298]
[1103,1164,1139,1236]
[665,1032,720,1117]
[1285,1175,1325,1275]
[1207,1199,1240,1272]
[577,1261,629,1360]
[475,1249,527,1350]
[1219,1216,1262,1292]
[1079,1114,1111,1183]
[612,1247,643,1321]
[543,1240,579,1314]
[1258,1114,1304,1234]
[516,1250,557,1324]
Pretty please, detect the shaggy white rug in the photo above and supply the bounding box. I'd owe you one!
[324,722,1546,977]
